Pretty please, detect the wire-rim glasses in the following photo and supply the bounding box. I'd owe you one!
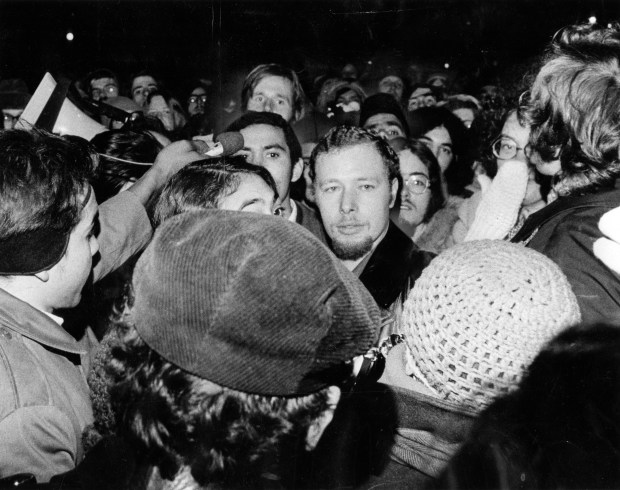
[491,135,532,160]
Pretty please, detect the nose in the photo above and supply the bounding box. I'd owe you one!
[400,183,410,201]
[250,151,262,166]
[339,187,357,214]
[264,98,276,113]
[376,129,389,140]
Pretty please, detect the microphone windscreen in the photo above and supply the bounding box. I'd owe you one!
[192,140,210,155]
[215,131,244,156]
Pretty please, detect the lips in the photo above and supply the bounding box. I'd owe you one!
[400,201,416,210]
[335,222,366,235]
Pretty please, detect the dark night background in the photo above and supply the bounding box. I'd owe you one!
[1,0,618,101]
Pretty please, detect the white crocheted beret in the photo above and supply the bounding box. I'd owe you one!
[403,240,581,412]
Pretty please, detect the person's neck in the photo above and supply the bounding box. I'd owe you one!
[342,254,368,272]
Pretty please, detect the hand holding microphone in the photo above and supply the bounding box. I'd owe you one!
[127,132,244,207]
[152,131,244,177]
[191,131,244,157]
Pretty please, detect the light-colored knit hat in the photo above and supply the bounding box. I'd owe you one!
[403,240,581,412]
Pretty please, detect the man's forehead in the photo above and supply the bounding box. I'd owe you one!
[365,113,403,128]
[132,76,157,89]
[317,143,385,171]
[91,77,116,87]
[253,75,293,97]
[241,124,289,150]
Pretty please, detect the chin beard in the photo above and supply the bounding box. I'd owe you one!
[331,236,374,261]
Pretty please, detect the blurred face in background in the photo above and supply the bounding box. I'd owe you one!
[420,125,453,172]
[408,87,436,112]
[379,76,405,102]
[363,113,405,141]
[188,87,208,116]
[246,75,295,123]
[132,76,158,107]
[90,77,119,102]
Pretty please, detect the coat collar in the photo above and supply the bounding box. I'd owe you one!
[358,221,418,309]
[0,287,87,355]
[512,187,620,243]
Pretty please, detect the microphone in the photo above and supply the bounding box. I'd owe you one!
[98,132,245,167]
[192,131,244,157]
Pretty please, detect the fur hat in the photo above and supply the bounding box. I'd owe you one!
[403,240,581,411]
[132,210,380,396]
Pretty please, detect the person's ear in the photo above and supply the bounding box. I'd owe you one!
[305,385,341,451]
[34,270,50,282]
[291,157,304,183]
[389,177,399,208]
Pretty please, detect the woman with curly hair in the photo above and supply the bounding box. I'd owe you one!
[511,22,620,325]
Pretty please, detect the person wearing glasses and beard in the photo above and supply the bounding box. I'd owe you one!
[388,138,451,254]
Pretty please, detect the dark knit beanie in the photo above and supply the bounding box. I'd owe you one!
[132,210,380,396]
[359,93,409,135]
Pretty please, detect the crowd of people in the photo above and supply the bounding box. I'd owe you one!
[1,18,620,490]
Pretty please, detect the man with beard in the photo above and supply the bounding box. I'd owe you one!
[309,125,434,339]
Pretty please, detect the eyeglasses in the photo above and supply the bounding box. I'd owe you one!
[404,174,431,195]
[491,135,532,160]
[188,94,208,105]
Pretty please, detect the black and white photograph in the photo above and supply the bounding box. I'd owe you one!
[1,0,620,488]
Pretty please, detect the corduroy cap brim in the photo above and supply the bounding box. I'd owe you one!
[132,210,380,396]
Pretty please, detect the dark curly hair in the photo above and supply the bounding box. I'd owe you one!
[107,324,332,488]
[523,22,620,196]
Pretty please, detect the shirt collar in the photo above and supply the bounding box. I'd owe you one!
[0,288,87,355]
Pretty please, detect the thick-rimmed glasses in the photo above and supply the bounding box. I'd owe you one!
[404,174,431,195]
[491,135,532,160]
[188,94,208,105]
